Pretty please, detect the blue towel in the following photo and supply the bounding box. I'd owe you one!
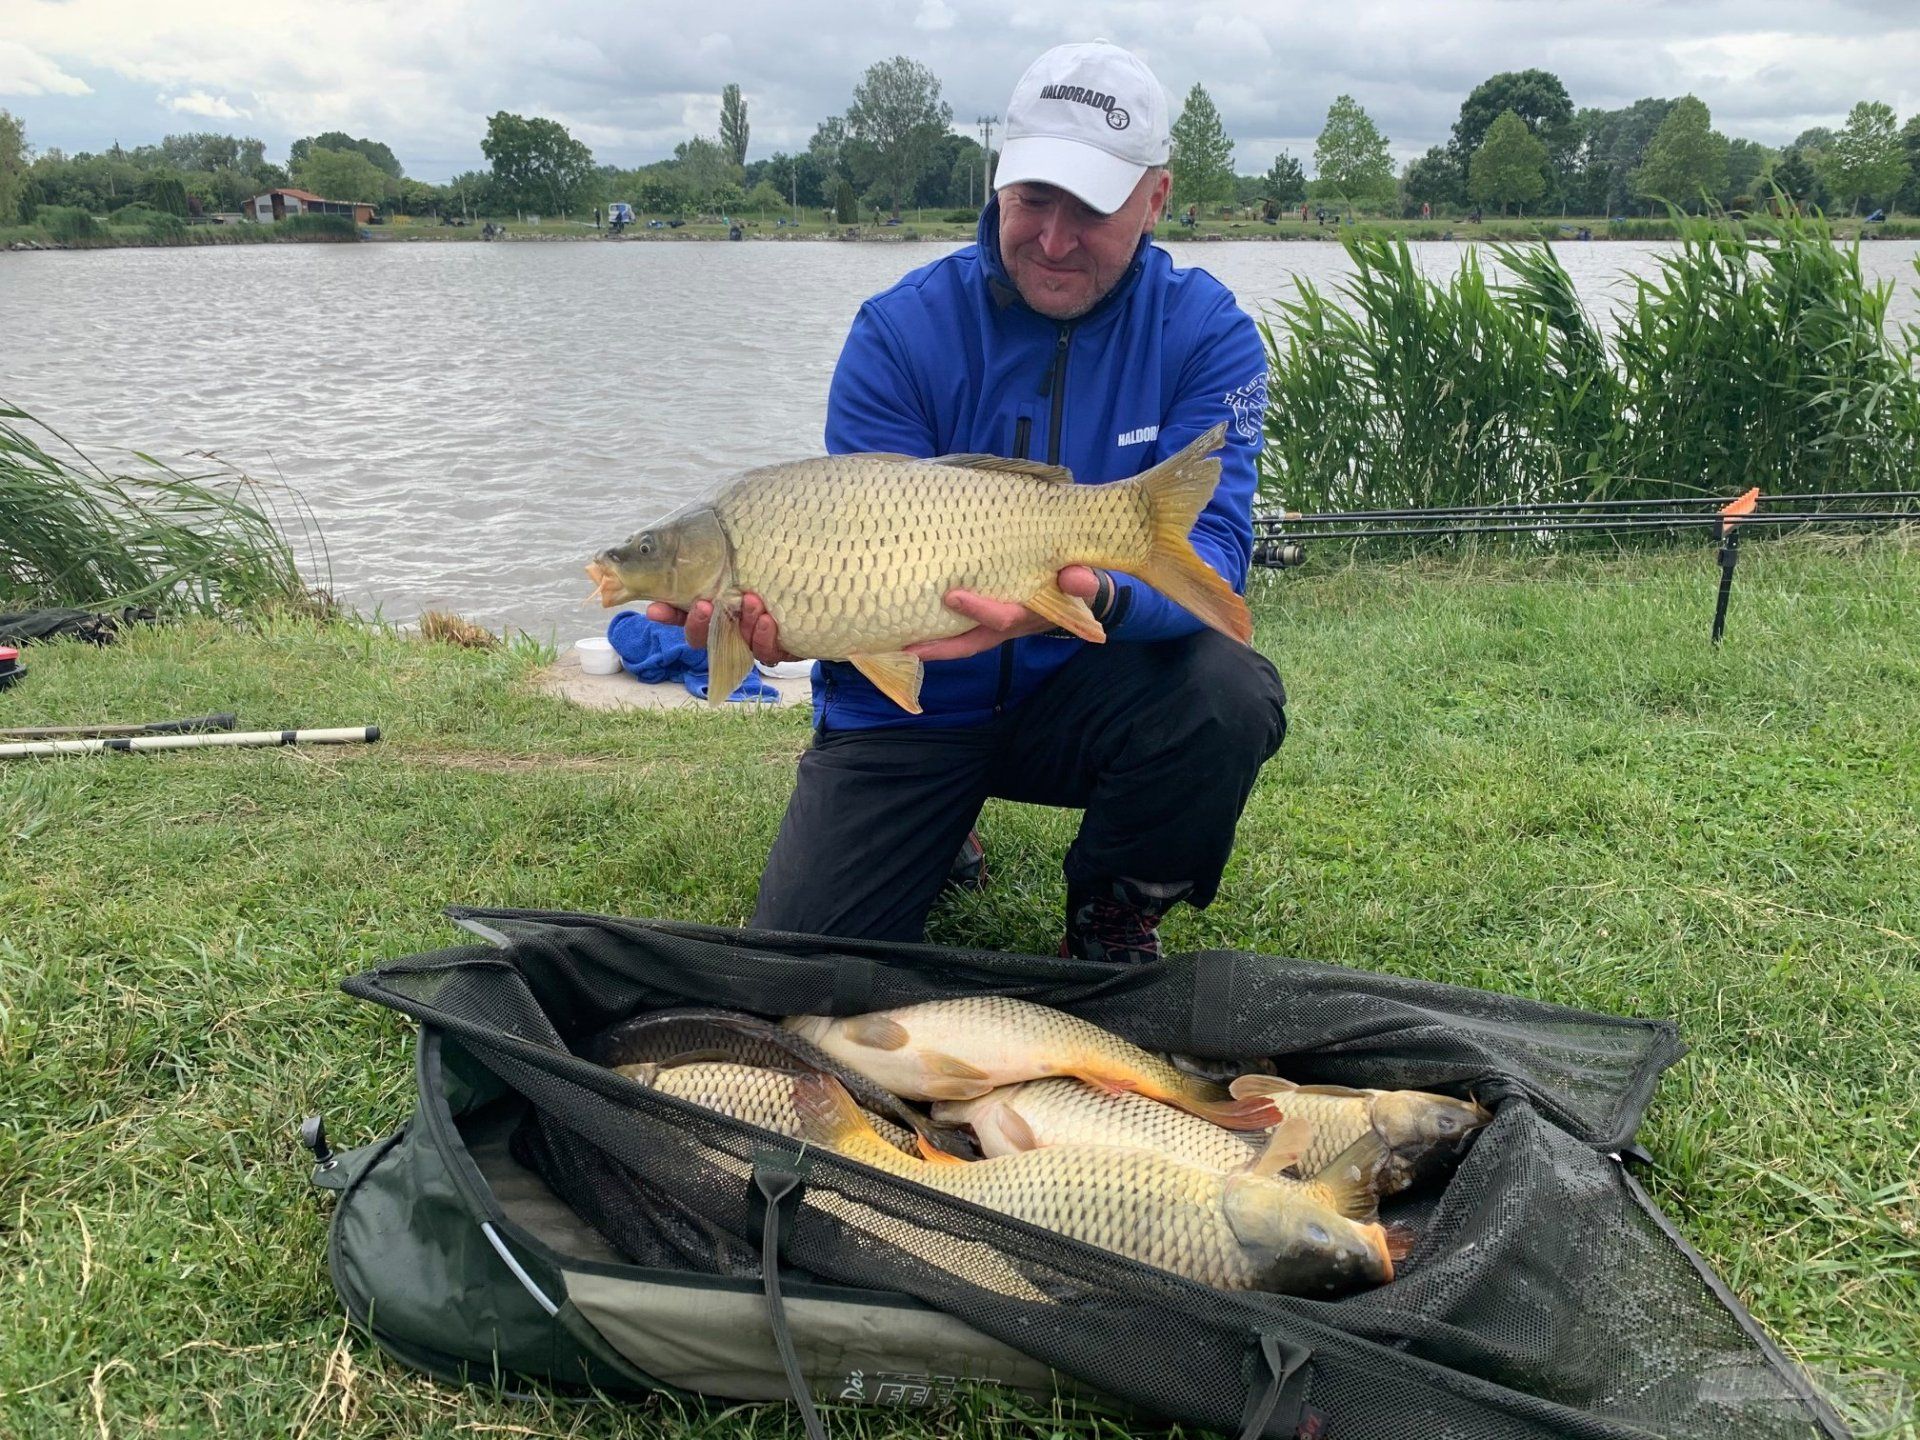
[605,612,780,703]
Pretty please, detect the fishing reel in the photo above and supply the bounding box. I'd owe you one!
[1253,540,1307,569]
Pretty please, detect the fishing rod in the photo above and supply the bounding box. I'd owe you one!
[1256,490,1920,525]
[0,726,381,760]
[1251,488,1916,644]
[0,713,237,740]
[1253,511,1916,544]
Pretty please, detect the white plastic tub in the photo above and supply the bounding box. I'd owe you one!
[575,636,623,676]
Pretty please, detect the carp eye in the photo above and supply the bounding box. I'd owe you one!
[636,534,655,557]
[1305,1223,1331,1245]
[1436,1113,1461,1135]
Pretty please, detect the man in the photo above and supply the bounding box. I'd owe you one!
[654,40,1285,961]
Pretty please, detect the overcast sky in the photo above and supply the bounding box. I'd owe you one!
[4,1,1918,182]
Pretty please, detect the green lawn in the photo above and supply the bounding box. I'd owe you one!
[3,538,1917,1437]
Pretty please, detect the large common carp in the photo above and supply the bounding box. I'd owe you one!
[587,1005,973,1157]
[585,422,1251,712]
[616,1060,942,1160]
[795,1075,1395,1296]
[935,1078,1396,1222]
[784,997,1280,1131]
[1230,1076,1492,1197]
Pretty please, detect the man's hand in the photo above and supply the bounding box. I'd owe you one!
[646,593,799,666]
[905,565,1101,662]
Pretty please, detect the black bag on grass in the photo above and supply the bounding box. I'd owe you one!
[314,909,1849,1439]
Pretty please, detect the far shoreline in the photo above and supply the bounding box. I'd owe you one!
[8,215,1916,255]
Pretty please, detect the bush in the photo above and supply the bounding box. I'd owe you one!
[277,213,357,240]
[833,178,857,225]
[944,209,979,223]
[146,213,188,242]
[110,203,161,227]
[36,205,102,244]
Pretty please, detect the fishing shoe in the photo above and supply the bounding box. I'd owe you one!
[1060,878,1193,965]
[943,829,988,894]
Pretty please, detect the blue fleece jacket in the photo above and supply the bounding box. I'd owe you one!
[814,197,1268,731]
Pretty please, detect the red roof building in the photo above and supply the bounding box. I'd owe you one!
[245,189,374,225]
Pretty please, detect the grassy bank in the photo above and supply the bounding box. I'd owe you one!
[3,540,1917,1437]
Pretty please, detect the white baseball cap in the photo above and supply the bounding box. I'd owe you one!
[996,41,1172,215]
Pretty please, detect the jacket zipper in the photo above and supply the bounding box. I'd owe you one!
[995,324,1073,717]
[1045,324,1072,464]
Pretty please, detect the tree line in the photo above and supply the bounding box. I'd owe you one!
[1191,72,1919,220]
[5,61,1918,231]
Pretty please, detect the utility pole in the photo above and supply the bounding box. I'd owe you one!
[977,115,998,206]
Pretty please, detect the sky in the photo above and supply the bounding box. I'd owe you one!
[4,0,1918,183]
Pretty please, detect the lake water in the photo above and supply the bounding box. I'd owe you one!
[5,235,1917,638]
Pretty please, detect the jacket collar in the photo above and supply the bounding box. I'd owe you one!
[976,194,1154,326]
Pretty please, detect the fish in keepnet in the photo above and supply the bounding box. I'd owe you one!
[585,1005,972,1156]
[584,422,1251,713]
[784,997,1281,1131]
[794,1074,1396,1296]
[1230,1075,1493,1197]
[616,1061,946,1161]
[935,1078,1400,1223]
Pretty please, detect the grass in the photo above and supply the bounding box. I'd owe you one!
[0,403,326,617]
[1261,210,1920,511]
[3,539,1918,1437]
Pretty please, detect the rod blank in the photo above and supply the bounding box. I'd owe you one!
[0,726,380,760]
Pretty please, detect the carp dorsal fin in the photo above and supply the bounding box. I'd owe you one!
[927,454,1076,484]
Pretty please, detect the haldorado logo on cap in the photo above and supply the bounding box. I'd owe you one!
[1038,83,1130,130]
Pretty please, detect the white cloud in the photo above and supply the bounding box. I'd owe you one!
[2,0,1916,179]
[163,90,248,120]
[0,39,93,97]
[914,0,957,32]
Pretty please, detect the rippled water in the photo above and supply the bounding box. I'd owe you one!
[5,235,1917,638]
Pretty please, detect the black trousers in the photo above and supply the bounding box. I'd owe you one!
[751,631,1287,943]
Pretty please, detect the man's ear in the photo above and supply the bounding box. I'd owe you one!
[1142,168,1172,233]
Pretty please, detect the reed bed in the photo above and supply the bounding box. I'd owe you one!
[1260,210,1920,518]
[0,402,328,618]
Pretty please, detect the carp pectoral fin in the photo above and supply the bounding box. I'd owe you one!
[1026,583,1106,643]
[1250,1116,1313,1176]
[843,1015,911,1050]
[849,651,924,714]
[926,454,1075,484]
[1311,1132,1393,1221]
[996,1105,1040,1152]
[705,605,755,707]
[923,1052,991,1082]
[1229,1075,1298,1101]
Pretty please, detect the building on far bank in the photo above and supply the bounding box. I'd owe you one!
[244,189,375,225]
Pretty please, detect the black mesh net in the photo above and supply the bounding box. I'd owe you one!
[344,911,1846,1440]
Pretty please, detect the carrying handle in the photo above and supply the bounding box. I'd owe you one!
[1238,1328,1314,1440]
[753,1153,829,1440]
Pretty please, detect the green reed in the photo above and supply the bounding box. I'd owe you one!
[1259,209,1920,515]
[0,402,328,617]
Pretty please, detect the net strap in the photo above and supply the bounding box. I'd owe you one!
[1238,1328,1314,1440]
[752,1151,828,1440]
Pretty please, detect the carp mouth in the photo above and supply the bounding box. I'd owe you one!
[584,558,632,607]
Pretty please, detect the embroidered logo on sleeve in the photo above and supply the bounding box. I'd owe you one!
[1223,375,1269,440]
